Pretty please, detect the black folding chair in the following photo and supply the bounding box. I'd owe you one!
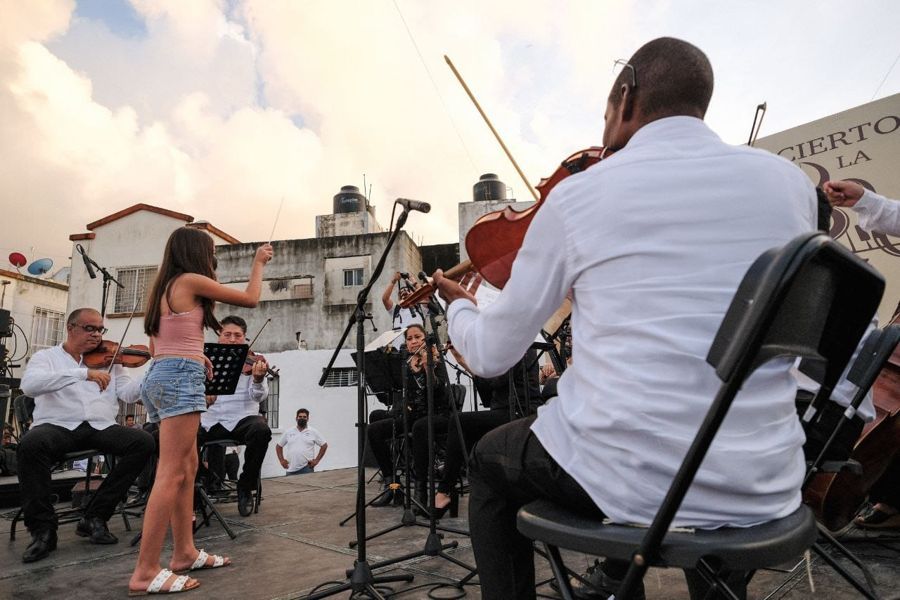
[517,232,884,600]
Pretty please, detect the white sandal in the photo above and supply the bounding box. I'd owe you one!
[128,568,199,596]
[187,549,229,571]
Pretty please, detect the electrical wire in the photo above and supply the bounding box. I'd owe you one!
[390,0,480,178]
[871,47,900,100]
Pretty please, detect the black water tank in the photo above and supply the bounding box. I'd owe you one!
[333,185,366,214]
[473,173,506,202]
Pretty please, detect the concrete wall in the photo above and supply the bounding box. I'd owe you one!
[215,232,423,352]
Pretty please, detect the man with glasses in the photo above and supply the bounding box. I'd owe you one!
[16,308,154,563]
[435,37,818,599]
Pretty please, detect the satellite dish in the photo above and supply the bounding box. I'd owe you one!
[27,258,54,276]
[8,252,27,268]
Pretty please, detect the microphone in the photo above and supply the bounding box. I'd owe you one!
[76,244,97,279]
[396,198,431,213]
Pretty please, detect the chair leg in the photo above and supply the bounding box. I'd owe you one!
[811,542,878,600]
[543,542,577,600]
[688,559,745,600]
[10,507,22,541]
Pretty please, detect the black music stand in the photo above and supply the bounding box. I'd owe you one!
[204,343,249,395]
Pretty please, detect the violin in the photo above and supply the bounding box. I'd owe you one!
[242,350,279,378]
[83,339,152,369]
[400,146,609,308]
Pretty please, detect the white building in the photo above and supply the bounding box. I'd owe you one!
[0,268,69,376]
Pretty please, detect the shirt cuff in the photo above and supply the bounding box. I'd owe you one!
[855,189,886,213]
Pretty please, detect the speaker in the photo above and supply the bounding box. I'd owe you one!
[0,309,10,338]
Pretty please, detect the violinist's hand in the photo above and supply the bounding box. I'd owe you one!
[251,358,267,383]
[206,395,218,408]
[823,180,864,207]
[255,243,274,265]
[86,369,111,391]
[433,270,480,306]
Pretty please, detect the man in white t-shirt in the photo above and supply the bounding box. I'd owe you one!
[276,409,327,475]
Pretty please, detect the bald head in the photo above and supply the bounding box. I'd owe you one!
[67,308,100,327]
[610,37,714,120]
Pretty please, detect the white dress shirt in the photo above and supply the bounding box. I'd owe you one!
[851,189,900,237]
[448,116,817,528]
[201,373,268,432]
[22,344,142,430]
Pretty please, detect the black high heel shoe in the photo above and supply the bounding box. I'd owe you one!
[431,489,459,519]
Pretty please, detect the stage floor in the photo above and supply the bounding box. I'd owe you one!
[1,468,898,599]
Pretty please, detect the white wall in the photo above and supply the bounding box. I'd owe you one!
[0,271,69,378]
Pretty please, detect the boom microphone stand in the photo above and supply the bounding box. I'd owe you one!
[311,206,416,600]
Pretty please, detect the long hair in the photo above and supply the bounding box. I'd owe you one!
[144,227,222,336]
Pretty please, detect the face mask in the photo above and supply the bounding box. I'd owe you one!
[297,418,308,427]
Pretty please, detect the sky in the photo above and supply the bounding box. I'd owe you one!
[1,0,899,272]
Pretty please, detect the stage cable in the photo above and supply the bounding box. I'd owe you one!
[390,0,480,178]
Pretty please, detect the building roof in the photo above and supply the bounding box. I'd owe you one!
[0,268,68,291]
[68,203,240,244]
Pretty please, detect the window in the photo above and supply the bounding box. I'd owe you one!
[260,376,280,429]
[322,367,359,387]
[114,266,158,313]
[31,308,65,353]
[293,278,314,299]
[343,268,364,287]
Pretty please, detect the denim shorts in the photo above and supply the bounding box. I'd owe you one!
[141,358,207,423]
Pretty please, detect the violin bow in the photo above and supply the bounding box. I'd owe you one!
[105,297,141,374]
[444,55,539,201]
[248,318,272,352]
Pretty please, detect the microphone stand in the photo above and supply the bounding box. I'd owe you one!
[79,246,124,318]
[311,209,415,600]
[362,292,477,588]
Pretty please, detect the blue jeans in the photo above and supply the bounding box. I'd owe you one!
[286,465,314,475]
[141,358,207,422]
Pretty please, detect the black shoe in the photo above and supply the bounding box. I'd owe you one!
[237,487,254,517]
[431,490,459,520]
[75,516,118,544]
[550,560,646,600]
[370,484,396,507]
[23,529,57,563]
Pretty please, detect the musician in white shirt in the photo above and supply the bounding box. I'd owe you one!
[199,315,271,517]
[435,37,817,600]
[18,308,154,563]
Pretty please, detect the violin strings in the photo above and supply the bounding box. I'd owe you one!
[390,0,480,178]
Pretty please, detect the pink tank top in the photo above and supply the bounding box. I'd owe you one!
[151,279,205,356]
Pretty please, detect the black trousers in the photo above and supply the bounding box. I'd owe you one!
[16,422,155,533]
[437,408,510,494]
[468,417,747,600]
[199,415,271,491]
[368,411,447,485]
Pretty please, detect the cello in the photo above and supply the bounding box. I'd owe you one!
[804,322,900,532]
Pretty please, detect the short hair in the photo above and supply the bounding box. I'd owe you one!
[221,315,247,333]
[297,408,309,417]
[610,37,714,119]
[405,324,426,338]
[125,415,134,421]
[816,188,833,233]
[67,308,98,327]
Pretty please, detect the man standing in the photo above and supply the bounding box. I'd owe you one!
[199,315,272,517]
[17,308,154,563]
[435,37,817,599]
[277,409,327,475]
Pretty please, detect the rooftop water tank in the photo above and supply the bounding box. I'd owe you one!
[333,185,367,214]
[473,173,507,202]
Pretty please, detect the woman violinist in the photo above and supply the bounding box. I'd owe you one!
[128,227,272,596]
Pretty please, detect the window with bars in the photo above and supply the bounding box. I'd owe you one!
[321,367,359,387]
[260,376,280,429]
[342,268,364,287]
[30,307,65,353]
[114,266,158,313]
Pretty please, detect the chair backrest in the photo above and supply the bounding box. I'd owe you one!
[13,395,34,434]
[619,232,884,594]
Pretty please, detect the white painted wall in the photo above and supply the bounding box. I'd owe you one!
[0,271,69,378]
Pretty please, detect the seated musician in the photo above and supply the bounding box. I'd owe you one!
[434,37,819,600]
[198,315,271,517]
[367,323,449,508]
[382,271,424,330]
[432,346,541,517]
[17,308,154,563]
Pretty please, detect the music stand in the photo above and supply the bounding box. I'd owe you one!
[204,343,249,395]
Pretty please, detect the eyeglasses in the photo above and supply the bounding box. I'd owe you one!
[613,59,637,89]
[73,323,108,335]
